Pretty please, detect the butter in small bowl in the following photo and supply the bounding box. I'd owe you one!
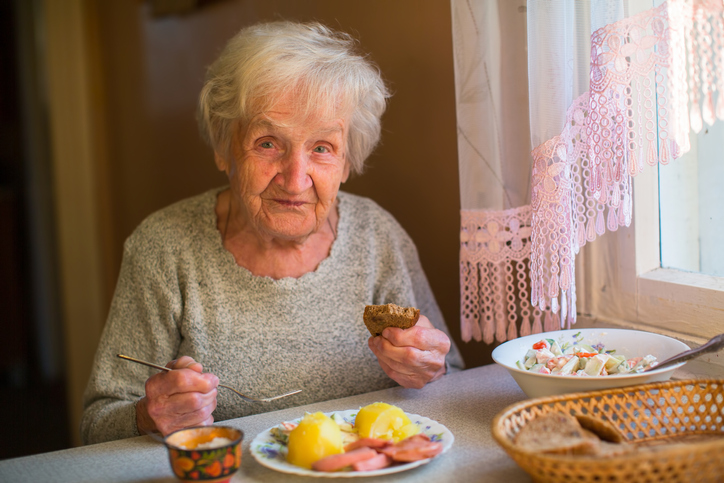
[164,426,243,483]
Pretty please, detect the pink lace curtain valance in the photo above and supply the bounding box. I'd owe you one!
[456,0,724,343]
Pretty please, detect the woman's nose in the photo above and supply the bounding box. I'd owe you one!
[277,149,313,193]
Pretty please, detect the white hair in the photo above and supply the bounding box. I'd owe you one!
[197,21,390,175]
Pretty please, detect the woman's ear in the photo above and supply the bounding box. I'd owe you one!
[341,162,351,183]
[214,152,228,173]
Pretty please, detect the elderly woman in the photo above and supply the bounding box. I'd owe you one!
[81,21,463,445]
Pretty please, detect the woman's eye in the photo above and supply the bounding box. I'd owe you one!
[313,145,329,153]
[260,141,274,149]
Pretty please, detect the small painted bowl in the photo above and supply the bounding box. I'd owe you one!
[165,426,243,483]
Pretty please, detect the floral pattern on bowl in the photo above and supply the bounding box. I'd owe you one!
[165,426,243,483]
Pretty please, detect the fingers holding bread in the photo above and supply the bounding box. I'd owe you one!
[364,304,451,388]
[377,316,451,356]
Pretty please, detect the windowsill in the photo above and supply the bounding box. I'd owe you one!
[573,314,724,378]
[639,267,724,307]
[632,268,724,340]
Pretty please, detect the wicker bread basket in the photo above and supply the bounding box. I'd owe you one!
[492,379,724,483]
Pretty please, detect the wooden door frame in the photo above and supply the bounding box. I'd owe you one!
[43,0,112,446]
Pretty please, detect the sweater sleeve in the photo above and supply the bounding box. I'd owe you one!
[80,231,183,445]
[405,249,465,372]
[371,213,465,372]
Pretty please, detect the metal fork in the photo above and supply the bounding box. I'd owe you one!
[641,333,724,372]
[117,354,302,402]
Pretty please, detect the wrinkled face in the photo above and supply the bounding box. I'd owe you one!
[216,93,350,242]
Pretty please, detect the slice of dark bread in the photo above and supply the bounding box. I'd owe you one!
[363,304,420,337]
[513,412,600,455]
[575,414,626,443]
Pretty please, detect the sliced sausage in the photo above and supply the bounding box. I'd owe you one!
[402,433,432,443]
[351,452,393,472]
[388,442,442,462]
[311,447,378,472]
[380,434,443,462]
[344,438,392,452]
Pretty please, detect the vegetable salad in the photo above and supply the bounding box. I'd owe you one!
[516,332,657,376]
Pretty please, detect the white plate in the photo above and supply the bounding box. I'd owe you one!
[249,409,454,478]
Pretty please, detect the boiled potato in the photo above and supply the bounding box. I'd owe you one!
[355,402,419,442]
[287,412,343,469]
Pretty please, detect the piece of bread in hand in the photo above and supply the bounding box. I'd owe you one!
[363,304,420,337]
[513,412,600,455]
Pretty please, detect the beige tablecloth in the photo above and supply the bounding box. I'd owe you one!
[0,364,532,482]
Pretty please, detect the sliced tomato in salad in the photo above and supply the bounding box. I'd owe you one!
[532,340,549,350]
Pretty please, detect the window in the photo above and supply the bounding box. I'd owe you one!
[571,0,724,375]
[575,121,724,375]
[660,120,724,277]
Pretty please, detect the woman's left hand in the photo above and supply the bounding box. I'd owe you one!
[367,315,450,389]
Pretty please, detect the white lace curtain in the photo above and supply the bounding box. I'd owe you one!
[452,0,724,344]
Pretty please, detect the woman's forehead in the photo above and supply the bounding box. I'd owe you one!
[252,86,352,124]
[245,97,348,137]
[249,115,345,133]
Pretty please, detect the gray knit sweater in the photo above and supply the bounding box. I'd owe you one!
[81,188,464,445]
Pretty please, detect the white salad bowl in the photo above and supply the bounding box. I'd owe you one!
[491,328,691,398]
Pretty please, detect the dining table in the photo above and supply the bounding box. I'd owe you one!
[0,364,535,482]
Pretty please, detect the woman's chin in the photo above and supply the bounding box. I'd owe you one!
[261,221,318,242]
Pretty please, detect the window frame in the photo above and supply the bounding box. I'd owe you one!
[573,161,724,375]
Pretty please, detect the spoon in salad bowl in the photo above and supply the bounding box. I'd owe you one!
[642,333,724,372]
[117,354,302,402]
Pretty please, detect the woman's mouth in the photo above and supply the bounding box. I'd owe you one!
[272,198,309,208]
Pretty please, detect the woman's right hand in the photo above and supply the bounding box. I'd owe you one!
[135,356,219,436]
